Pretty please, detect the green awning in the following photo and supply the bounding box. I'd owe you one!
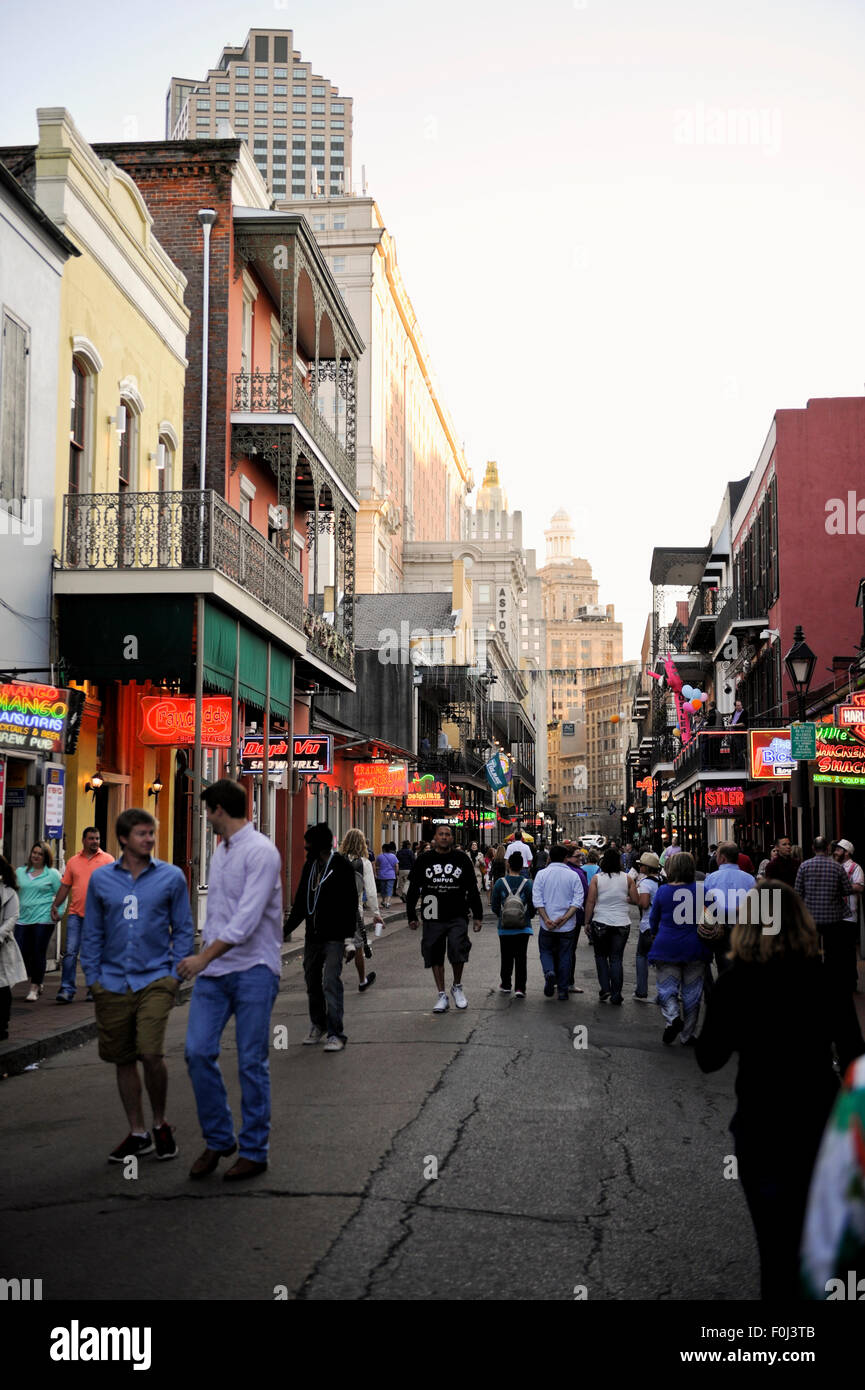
[203,603,292,719]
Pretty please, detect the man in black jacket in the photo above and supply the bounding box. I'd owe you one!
[406,825,484,1013]
[285,823,357,1051]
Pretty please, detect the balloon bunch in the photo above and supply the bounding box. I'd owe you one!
[682,685,709,713]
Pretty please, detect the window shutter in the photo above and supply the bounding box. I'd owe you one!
[0,313,29,502]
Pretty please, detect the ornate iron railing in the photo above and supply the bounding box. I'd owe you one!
[715,584,768,647]
[231,370,355,496]
[673,730,748,777]
[61,490,304,634]
[302,608,355,680]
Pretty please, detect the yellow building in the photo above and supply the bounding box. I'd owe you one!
[25,109,189,860]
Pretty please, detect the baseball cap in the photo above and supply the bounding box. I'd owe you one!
[836,838,854,855]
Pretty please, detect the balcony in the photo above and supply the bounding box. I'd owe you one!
[232,369,355,498]
[303,609,355,681]
[686,585,730,652]
[673,730,748,781]
[713,584,769,654]
[60,490,304,634]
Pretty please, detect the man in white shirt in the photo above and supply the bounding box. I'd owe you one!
[532,846,584,1001]
[508,830,533,872]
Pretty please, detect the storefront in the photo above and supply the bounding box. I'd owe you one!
[0,681,84,869]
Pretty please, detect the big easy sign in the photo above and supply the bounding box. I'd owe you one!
[750,721,865,788]
[138,696,231,747]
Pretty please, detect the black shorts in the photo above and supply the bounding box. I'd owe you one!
[421,917,471,969]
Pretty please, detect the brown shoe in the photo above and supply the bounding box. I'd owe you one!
[223,1156,268,1181]
[188,1144,237,1180]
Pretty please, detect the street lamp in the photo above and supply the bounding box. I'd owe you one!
[784,625,817,853]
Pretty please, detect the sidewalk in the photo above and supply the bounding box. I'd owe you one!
[0,903,410,1078]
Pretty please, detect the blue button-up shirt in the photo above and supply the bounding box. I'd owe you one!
[81,858,195,992]
[703,863,756,923]
[201,822,283,978]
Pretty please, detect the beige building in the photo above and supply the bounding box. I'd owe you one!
[540,509,623,815]
[285,194,473,591]
[585,664,640,837]
[166,28,352,202]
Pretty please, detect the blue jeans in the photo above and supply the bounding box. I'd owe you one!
[592,924,631,1002]
[635,927,654,997]
[538,928,575,995]
[59,913,83,997]
[303,935,346,1040]
[185,965,280,1163]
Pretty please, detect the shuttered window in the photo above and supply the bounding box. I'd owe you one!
[0,312,29,501]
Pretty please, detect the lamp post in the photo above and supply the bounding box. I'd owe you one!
[784,625,817,853]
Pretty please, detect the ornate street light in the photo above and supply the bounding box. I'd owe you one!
[784,625,816,853]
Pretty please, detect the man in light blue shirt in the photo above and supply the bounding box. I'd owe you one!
[83,808,194,1166]
[179,779,283,1183]
[532,845,585,1000]
[703,841,756,990]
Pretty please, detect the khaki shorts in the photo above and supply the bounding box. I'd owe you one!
[92,976,179,1064]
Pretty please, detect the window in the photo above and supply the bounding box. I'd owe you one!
[157,433,175,493]
[255,84,269,94]
[272,137,286,148]
[216,83,229,94]
[311,120,325,129]
[293,68,307,78]
[68,358,93,495]
[236,67,248,76]
[332,256,345,271]
[331,103,344,114]
[311,102,325,114]
[273,119,286,127]
[293,120,306,129]
[235,118,248,128]
[254,64,269,76]
[235,83,248,93]
[254,119,268,127]
[234,101,248,110]
[478,584,491,604]
[274,84,287,94]
[312,215,326,231]
[274,36,288,63]
[293,103,306,113]
[331,155,344,167]
[330,138,344,149]
[254,34,269,61]
[311,154,325,166]
[312,85,325,96]
[216,101,230,111]
[311,138,325,149]
[255,101,267,111]
[118,403,138,492]
[333,215,346,229]
[196,100,211,109]
[273,102,286,112]
[331,120,344,129]
[274,66,288,78]
[293,85,307,97]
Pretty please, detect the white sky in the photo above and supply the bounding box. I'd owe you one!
[3,0,865,658]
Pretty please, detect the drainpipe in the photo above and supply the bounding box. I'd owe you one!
[197,210,217,495]
[192,211,216,925]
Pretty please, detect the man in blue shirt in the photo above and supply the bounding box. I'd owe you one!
[82,808,194,1165]
[702,841,756,993]
[532,845,585,1000]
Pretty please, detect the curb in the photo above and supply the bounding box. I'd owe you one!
[0,909,408,1079]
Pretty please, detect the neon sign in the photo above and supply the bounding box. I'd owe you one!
[138,696,232,747]
[0,683,70,754]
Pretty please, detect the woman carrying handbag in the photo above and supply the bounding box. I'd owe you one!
[584,848,639,1004]
[0,854,25,1041]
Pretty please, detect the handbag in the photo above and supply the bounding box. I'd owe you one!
[0,932,28,988]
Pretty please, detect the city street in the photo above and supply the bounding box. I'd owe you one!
[1,909,757,1301]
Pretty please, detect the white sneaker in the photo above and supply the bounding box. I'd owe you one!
[26,986,39,1002]
[451,983,468,1010]
[302,1026,324,1045]
[323,1036,345,1052]
[433,991,450,1013]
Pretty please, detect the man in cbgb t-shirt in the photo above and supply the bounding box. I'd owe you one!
[406,825,483,1015]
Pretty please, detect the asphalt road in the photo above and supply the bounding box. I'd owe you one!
[0,908,758,1301]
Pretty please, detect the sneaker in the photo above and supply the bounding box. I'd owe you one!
[633,994,650,1002]
[557,991,570,1002]
[56,993,73,1004]
[662,1017,684,1046]
[514,990,526,999]
[26,986,39,1002]
[153,1123,178,1161]
[599,991,610,1002]
[323,1036,345,1052]
[543,972,556,998]
[498,984,512,994]
[108,1132,154,1163]
[358,971,376,992]
[302,1026,324,1045]
[451,983,468,1010]
[433,991,450,1013]
[569,985,584,994]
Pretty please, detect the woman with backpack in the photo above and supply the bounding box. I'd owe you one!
[340,829,384,992]
[489,850,535,997]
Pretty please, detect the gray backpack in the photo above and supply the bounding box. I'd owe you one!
[500,879,528,929]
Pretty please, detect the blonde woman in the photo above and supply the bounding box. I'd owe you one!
[339,829,384,992]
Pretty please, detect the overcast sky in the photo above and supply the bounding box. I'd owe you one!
[3,0,864,657]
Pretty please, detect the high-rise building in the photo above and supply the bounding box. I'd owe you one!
[287,194,473,589]
[166,28,352,202]
[585,664,640,837]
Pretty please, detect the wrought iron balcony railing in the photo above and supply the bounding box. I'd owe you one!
[673,729,748,778]
[231,370,355,497]
[714,585,768,647]
[302,608,355,680]
[61,490,304,633]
